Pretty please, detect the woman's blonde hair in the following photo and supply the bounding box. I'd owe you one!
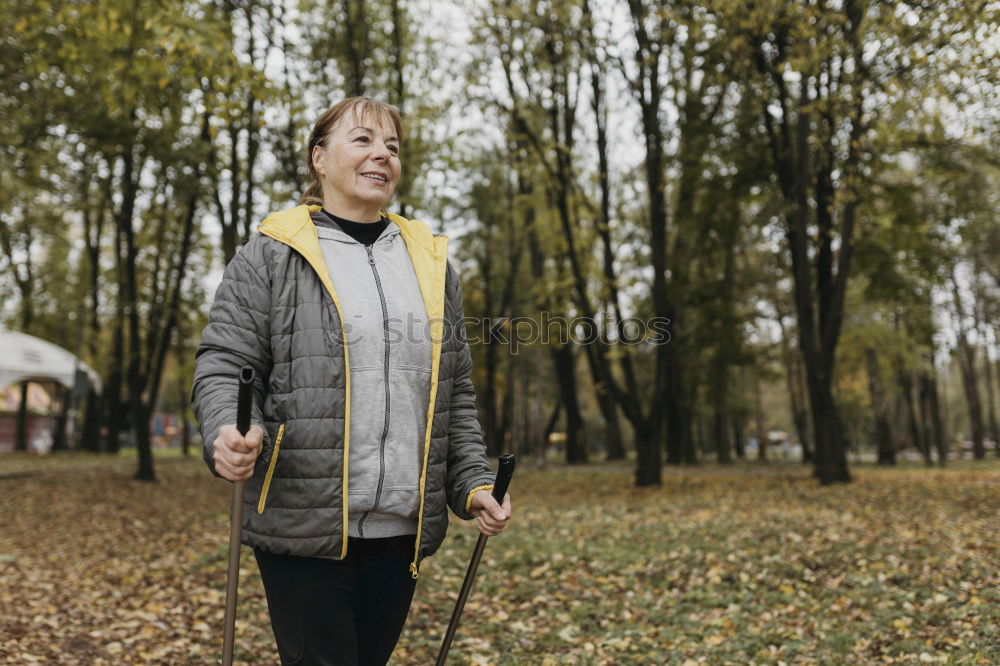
[300,97,405,206]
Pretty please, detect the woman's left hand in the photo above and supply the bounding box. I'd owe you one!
[469,491,512,537]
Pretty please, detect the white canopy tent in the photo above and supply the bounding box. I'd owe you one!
[0,330,101,394]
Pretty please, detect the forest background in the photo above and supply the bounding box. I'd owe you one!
[1,1,999,664]
[3,0,998,484]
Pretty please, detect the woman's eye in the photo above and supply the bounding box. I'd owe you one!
[355,136,370,143]
[388,145,399,154]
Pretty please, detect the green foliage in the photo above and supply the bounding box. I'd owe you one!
[1,0,997,468]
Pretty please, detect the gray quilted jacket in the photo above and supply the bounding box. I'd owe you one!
[191,204,495,579]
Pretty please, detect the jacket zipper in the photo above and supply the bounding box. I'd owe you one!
[357,243,392,537]
[257,423,286,514]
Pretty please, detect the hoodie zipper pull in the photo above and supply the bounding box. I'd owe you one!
[409,562,419,580]
[366,245,375,265]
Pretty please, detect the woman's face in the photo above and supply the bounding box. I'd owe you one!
[312,109,401,220]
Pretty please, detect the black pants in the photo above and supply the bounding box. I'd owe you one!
[253,535,418,666]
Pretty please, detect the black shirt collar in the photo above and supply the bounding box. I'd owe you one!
[318,208,390,246]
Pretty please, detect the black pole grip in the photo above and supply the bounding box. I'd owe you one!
[236,366,254,437]
[491,454,515,504]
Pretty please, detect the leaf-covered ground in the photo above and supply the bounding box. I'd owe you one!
[0,453,997,665]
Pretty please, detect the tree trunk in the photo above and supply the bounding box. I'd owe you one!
[104,312,124,454]
[483,318,503,458]
[541,401,561,463]
[341,0,369,96]
[865,348,895,465]
[732,415,745,459]
[583,20,627,462]
[528,345,545,458]
[179,377,191,458]
[777,314,811,463]
[956,348,985,459]
[787,205,852,483]
[104,188,128,456]
[78,162,108,452]
[507,355,520,461]
[553,343,588,464]
[919,366,947,467]
[752,18,865,485]
[951,272,985,459]
[793,364,813,464]
[897,368,931,465]
[482,170,527,459]
[501,346,515,456]
[708,232,740,465]
[972,269,1000,452]
[80,387,103,452]
[633,417,662,486]
[580,330,623,458]
[51,384,71,452]
[755,374,767,462]
[596,384,623,461]
[811,379,851,482]
[117,144,156,482]
[954,344,985,460]
[519,354,531,461]
[982,347,1000,452]
[14,382,29,452]
[665,342,696,465]
[994,326,1000,458]
[710,352,732,464]
[623,0,673,485]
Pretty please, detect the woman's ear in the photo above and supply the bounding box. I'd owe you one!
[312,145,326,177]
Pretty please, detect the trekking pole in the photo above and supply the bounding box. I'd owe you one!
[222,365,254,666]
[436,454,515,666]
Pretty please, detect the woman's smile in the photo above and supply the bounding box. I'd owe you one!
[360,170,390,185]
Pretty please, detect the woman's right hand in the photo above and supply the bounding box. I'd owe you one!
[213,424,264,481]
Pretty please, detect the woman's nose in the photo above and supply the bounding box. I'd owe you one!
[372,141,391,160]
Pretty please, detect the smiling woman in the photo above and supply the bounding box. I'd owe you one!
[303,97,404,221]
[191,96,512,666]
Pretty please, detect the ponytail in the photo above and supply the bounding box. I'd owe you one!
[300,181,324,207]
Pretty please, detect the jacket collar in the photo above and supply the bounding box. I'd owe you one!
[259,204,445,256]
[258,204,449,326]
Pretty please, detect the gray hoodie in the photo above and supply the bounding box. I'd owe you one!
[313,212,431,538]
